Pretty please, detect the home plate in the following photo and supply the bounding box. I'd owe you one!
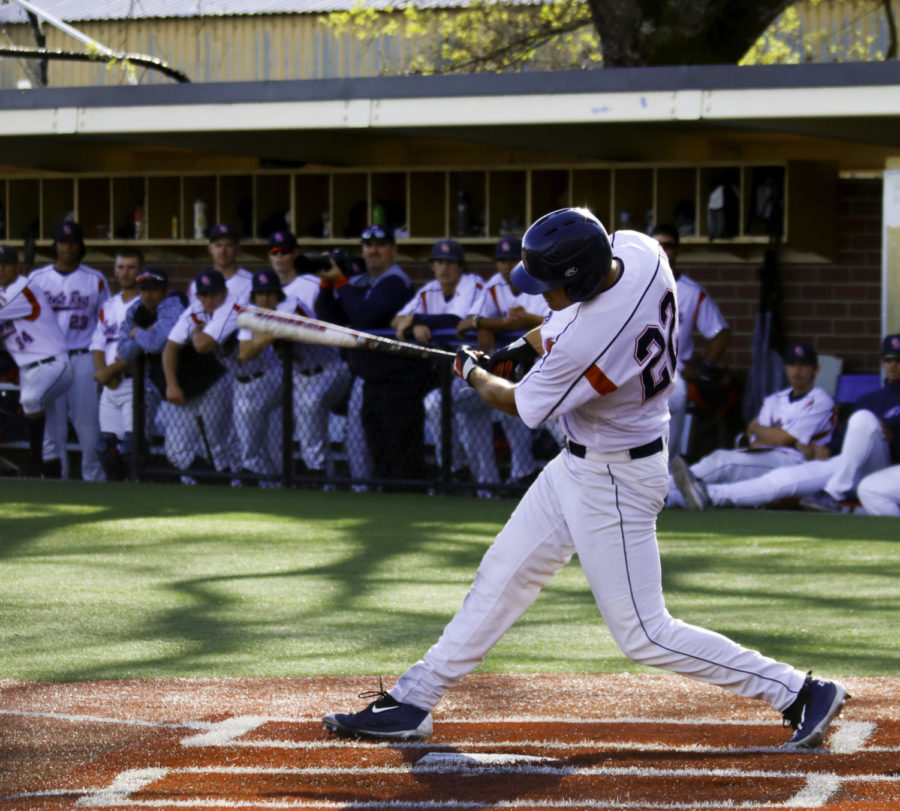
[415,752,560,770]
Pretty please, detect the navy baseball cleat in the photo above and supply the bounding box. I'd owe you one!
[672,456,710,511]
[323,689,433,740]
[781,673,849,750]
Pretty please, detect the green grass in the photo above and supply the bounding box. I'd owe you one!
[1,480,897,681]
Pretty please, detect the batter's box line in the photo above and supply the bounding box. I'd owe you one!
[71,764,900,809]
[0,708,213,731]
[180,716,876,756]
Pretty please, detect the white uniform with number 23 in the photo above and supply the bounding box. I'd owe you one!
[391,230,807,716]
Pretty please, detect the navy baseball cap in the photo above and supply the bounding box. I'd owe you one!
[0,244,18,263]
[361,224,395,244]
[194,269,226,294]
[882,333,900,359]
[54,220,84,243]
[209,223,239,243]
[430,238,465,263]
[268,231,297,253]
[494,237,522,260]
[137,266,168,290]
[251,268,282,294]
[783,343,818,366]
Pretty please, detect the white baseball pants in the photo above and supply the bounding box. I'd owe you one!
[708,409,891,507]
[425,379,499,486]
[857,464,900,516]
[391,446,806,714]
[233,367,282,475]
[293,361,351,472]
[43,351,103,481]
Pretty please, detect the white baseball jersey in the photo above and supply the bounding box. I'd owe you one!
[396,273,484,319]
[168,295,241,372]
[0,276,68,364]
[237,293,300,376]
[282,273,343,371]
[754,385,835,451]
[516,231,675,452]
[28,263,110,350]
[474,272,548,319]
[188,268,253,305]
[90,293,140,366]
[675,274,728,371]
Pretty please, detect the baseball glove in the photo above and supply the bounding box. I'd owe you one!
[176,343,226,400]
[132,303,157,329]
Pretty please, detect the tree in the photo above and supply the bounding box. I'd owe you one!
[585,0,791,67]
[326,0,897,74]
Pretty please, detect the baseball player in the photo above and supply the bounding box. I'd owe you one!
[393,239,498,494]
[28,220,110,480]
[667,342,835,508]
[456,237,547,487]
[188,223,253,305]
[323,207,847,750]
[90,247,142,481]
[315,225,419,487]
[266,232,351,479]
[163,270,240,475]
[117,267,185,460]
[676,334,900,512]
[233,269,288,483]
[651,225,732,460]
[0,244,73,477]
[180,228,250,480]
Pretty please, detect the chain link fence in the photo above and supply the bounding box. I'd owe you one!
[132,336,564,496]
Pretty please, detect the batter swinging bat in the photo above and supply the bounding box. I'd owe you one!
[236,306,456,362]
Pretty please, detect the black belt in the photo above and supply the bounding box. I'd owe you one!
[69,348,90,356]
[566,436,663,461]
[236,371,266,383]
[23,356,57,370]
[298,366,323,376]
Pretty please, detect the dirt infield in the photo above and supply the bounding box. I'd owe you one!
[1,674,898,810]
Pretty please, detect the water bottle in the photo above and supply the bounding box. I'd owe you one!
[193,199,207,239]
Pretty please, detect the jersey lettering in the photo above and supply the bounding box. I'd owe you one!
[635,289,677,403]
[68,313,90,331]
[14,330,34,352]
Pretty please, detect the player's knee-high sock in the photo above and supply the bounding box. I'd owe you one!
[26,413,45,465]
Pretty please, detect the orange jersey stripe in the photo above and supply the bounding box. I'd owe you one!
[585,363,617,395]
[22,286,41,322]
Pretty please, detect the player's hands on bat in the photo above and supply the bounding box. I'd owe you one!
[453,346,488,383]
[487,336,539,381]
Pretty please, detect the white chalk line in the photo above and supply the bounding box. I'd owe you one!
[70,762,899,810]
[0,708,212,731]
[132,764,900,779]
[181,715,269,747]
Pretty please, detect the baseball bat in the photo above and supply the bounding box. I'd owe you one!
[236,305,456,362]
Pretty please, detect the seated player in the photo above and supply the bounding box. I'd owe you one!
[668,343,835,509]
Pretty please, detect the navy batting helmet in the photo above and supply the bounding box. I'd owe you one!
[511,208,612,303]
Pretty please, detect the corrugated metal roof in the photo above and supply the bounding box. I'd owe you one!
[0,0,470,23]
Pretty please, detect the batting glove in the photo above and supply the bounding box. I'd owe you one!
[453,346,486,383]
[487,336,538,382]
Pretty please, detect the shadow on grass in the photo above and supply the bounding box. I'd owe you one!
[0,480,507,680]
[1,480,896,680]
